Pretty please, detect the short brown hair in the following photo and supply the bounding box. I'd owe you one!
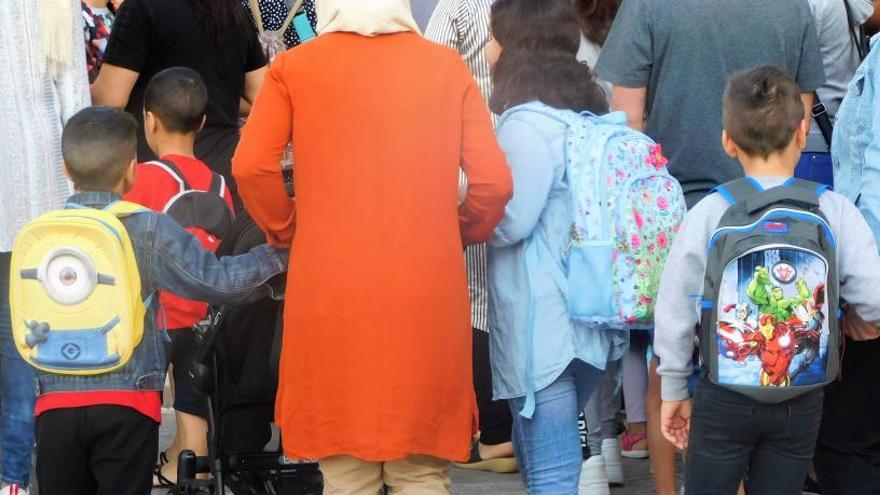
[62,107,137,191]
[722,66,805,159]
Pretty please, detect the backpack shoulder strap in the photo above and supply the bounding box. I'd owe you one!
[496,103,582,129]
[783,177,831,198]
[712,177,765,205]
[145,159,191,192]
[208,172,226,198]
[105,200,150,218]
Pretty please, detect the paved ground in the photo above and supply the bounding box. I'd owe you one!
[150,408,675,495]
[446,457,671,495]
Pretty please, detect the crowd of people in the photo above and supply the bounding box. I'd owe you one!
[2,0,880,494]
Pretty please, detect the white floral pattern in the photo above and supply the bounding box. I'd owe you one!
[561,107,686,327]
[0,1,90,252]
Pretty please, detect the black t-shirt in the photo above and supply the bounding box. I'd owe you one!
[103,0,266,187]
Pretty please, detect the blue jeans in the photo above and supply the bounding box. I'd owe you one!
[795,152,834,188]
[508,360,601,494]
[0,252,36,487]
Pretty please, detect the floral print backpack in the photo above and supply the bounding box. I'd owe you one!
[506,104,686,329]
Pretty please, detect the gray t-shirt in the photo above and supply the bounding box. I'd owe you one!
[596,0,826,207]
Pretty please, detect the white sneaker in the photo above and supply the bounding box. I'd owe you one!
[578,455,611,495]
[0,485,29,495]
[601,438,624,486]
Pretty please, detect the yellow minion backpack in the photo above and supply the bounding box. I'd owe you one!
[9,201,151,375]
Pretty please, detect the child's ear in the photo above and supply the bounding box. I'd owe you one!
[145,110,158,134]
[795,119,809,151]
[62,161,73,181]
[721,130,739,158]
[121,158,137,192]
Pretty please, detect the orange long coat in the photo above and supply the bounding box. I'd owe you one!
[232,32,512,462]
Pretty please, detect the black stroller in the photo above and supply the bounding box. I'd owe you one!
[171,211,323,495]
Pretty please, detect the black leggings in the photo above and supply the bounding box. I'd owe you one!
[167,328,208,417]
[473,328,513,446]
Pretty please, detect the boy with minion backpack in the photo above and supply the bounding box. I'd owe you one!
[9,106,287,495]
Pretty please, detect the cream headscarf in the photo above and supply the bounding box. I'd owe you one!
[316,0,420,37]
[38,0,74,78]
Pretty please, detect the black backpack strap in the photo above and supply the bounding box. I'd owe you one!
[844,0,870,61]
[812,92,833,150]
[712,177,764,205]
[147,159,191,192]
[208,172,226,198]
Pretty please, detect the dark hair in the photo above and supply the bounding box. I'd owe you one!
[188,0,251,48]
[571,0,621,46]
[145,67,208,134]
[62,107,137,191]
[489,0,608,115]
[723,66,805,159]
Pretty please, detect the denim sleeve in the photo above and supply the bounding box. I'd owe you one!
[857,67,880,241]
[490,117,557,247]
[147,214,288,304]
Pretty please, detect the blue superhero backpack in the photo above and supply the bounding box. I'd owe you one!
[700,178,840,403]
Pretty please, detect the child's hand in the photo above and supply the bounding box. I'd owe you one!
[660,399,692,450]
[842,309,880,341]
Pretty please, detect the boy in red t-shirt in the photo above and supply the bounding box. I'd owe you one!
[124,67,233,487]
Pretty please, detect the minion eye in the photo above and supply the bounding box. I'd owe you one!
[38,248,98,305]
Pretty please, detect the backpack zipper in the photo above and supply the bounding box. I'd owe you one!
[708,208,835,253]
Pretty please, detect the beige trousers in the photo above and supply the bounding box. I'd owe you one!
[320,455,451,495]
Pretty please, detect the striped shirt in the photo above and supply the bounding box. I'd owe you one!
[426,0,494,331]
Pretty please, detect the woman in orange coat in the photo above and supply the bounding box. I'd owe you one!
[232,0,513,492]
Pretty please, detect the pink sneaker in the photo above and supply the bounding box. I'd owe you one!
[0,484,29,495]
[621,432,649,459]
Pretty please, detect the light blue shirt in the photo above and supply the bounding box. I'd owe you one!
[833,36,880,242]
[488,102,627,406]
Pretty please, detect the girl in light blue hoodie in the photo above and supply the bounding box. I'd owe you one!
[485,0,626,493]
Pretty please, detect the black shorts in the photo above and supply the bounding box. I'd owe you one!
[167,328,208,417]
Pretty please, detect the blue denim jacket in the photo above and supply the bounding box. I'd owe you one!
[833,36,880,240]
[37,192,288,394]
